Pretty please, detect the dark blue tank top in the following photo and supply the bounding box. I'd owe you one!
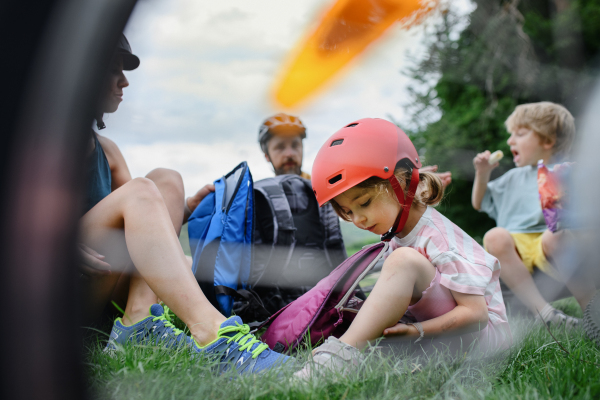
[85,133,112,213]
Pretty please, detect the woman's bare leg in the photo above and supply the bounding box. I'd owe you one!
[145,168,185,236]
[80,177,225,345]
[120,168,185,325]
[78,228,129,327]
[339,247,436,349]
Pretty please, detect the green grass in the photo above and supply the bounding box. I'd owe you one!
[86,298,600,399]
[179,223,192,256]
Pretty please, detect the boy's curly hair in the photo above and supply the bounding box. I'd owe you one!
[505,102,575,157]
[330,169,444,222]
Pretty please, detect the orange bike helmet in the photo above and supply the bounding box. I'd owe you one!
[258,113,306,153]
[311,118,422,241]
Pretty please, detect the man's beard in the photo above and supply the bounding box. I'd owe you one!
[274,161,302,176]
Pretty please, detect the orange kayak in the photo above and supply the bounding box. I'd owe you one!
[273,0,439,108]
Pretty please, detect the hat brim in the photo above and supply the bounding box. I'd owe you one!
[120,52,140,71]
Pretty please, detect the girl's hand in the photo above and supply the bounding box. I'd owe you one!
[473,151,498,174]
[383,323,419,337]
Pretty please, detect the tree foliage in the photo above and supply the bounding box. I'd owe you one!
[405,0,600,241]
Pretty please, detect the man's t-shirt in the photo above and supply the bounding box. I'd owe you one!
[480,165,547,233]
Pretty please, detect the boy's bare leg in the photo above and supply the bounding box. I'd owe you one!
[484,228,548,314]
[80,177,225,345]
[542,230,596,311]
[340,247,436,349]
[120,168,185,325]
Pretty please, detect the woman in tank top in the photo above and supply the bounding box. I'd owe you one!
[78,35,290,373]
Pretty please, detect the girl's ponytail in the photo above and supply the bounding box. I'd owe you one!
[414,170,444,207]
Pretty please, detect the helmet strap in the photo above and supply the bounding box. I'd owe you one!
[381,167,420,242]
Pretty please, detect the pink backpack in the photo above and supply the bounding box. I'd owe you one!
[260,242,389,352]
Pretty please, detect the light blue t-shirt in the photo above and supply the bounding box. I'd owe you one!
[480,165,547,233]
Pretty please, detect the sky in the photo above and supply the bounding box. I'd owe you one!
[103,0,474,196]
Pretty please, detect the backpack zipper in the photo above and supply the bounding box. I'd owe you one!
[334,242,389,310]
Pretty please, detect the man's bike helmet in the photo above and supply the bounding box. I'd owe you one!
[258,113,306,154]
[311,118,422,241]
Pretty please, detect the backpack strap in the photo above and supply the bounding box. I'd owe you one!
[288,173,348,268]
[255,178,296,245]
[319,202,347,265]
[254,178,297,284]
[320,202,344,247]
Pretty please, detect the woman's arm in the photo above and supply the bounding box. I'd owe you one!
[383,291,489,338]
[97,134,132,190]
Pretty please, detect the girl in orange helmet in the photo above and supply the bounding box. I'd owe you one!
[296,118,511,378]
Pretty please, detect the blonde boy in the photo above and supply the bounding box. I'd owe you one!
[472,102,581,326]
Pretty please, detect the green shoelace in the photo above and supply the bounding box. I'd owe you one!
[219,322,269,359]
[153,305,184,336]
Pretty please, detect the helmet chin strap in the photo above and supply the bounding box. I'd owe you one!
[381,167,420,242]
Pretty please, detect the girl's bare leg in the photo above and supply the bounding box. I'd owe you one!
[339,247,436,349]
[80,177,225,345]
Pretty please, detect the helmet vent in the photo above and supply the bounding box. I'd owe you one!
[328,174,342,185]
[345,123,359,128]
[331,139,344,147]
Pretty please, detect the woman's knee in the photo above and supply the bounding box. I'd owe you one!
[126,177,164,205]
[483,228,514,255]
[147,168,184,199]
[146,168,183,187]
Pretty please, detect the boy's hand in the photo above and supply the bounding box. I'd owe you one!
[473,150,499,174]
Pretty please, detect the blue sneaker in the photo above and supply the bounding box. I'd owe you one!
[105,304,194,351]
[195,316,293,375]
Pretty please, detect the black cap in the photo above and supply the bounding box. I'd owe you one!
[117,34,140,71]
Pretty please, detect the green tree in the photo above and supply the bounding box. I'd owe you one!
[404,0,600,241]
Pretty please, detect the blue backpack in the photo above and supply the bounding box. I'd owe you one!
[188,163,348,319]
[187,162,253,316]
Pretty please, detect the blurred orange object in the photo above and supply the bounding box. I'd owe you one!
[273,0,439,108]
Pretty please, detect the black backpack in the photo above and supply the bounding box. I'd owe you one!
[232,174,347,322]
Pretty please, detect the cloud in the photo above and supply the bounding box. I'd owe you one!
[103,0,474,182]
[120,141,275,197]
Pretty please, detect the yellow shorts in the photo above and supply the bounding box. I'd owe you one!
[509,232,558,278]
